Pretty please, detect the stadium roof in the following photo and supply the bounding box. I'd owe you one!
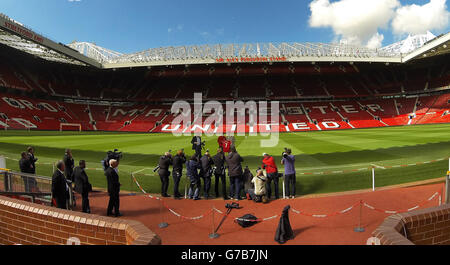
[1,13,450,69]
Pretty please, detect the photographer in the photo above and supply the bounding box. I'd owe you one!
[200,150,214,199]
[212,147,228,200]
[247,168,267,203]
[27,146,37,174]
[281,148,296,199]
[262,153,279,200]
[225,146,244,201]
[102,149,122,171]
[172,149,186,199]
[242,166,253,197]
[63,149,75,182]
[158,151,173,197]
[186,155,201,200]
[191,135,203,158]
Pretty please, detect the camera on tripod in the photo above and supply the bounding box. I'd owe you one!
[282,147,290,158]
[102,149,123,170]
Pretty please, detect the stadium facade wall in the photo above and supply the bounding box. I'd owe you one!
[372,204,450,245]
[0,195,161,245]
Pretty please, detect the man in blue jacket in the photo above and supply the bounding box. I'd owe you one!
[281,148,296,199]
[186,155,202,200]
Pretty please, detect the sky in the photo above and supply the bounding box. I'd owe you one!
[0,0,449,54]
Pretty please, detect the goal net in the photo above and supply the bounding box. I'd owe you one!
[60,123,82,132]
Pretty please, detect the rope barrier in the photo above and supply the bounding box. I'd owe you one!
[362,191,440,214]
[132,173,213,220]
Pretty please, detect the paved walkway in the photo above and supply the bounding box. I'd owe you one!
[74,181,445,245]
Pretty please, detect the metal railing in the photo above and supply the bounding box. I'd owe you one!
[0,171,52,204]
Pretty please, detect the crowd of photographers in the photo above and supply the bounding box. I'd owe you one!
[20,136,296,217]
[155,136,296,203]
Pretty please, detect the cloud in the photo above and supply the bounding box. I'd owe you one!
[308,0,450,48]
[309,0,399,48]
[392,0,450,35]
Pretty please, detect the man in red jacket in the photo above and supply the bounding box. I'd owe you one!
[262,153,279,200]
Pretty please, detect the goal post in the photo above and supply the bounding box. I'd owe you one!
[60,123,82,132]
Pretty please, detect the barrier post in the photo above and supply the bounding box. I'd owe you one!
[282,177,286,199]
[439,187,442,206]
[158,199,169,228]
[354,200,365,232]
[209,207,219,239]
[372,167,375,191]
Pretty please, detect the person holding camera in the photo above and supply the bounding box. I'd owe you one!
[105,159,122,217]
[158,151,173,197]
[186,155,202,200]
[172,149,186,199]
[281,148,296,199]
[200,150,214,199]
[191,135,203,158]
[63,149,75,182]
[247,168,267,203]
[27,146,37,174]
[19,151,34,192]
[212,147,228,200]
[73,160,92,213]
[225,146,244,200]
[262,153,279,200]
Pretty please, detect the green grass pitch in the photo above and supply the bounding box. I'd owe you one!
[0,123,449,197]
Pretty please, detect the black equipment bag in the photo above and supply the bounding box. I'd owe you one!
[236,214,258,228]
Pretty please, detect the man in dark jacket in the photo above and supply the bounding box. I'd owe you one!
[225,146,244,200]
[73,160,92,213]
[172,149,186,199]
[52,161,68,209]
[186,155,201,200]
[212,147,228,199]
[27,146,37,174]
[63,149,75,182]
[158,151,173,197]
[200,150,214,199]
[19,151,37,192]
[105,159,121,217]
[191,135,202,158]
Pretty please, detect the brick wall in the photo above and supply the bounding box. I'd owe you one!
[0,195,161,245]
[372,204,450,245]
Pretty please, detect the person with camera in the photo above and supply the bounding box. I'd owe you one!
[262,153,279,200]
[27,146,37,174]
[200,150,214,199]
[52,160,69,209]
[212,147,228,200]
[191,135,203,158]
[247,168,268,203]
[225,146,244,200]
[158,151,173,197]
[63,149,75,182]
[172,149,186,199]
[186,155,202,200]
[243,166,253,198]
[105,159,122,217]
[19,151,34,192]
[73,160,92,213]
[281,148,296,199]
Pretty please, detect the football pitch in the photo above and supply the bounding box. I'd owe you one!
[0,123,449,196]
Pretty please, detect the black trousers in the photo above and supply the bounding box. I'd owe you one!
[229,175,242,199]
[107,192,120,215]
[214,173,227,198]
[194,147,202,158]
[159,170,170,196]
[201,174,211,198]
[173,170,182,197]
[284,174,296,197]
[266,173,280,199]
[55,196,67,210]
[81,191,90,213]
